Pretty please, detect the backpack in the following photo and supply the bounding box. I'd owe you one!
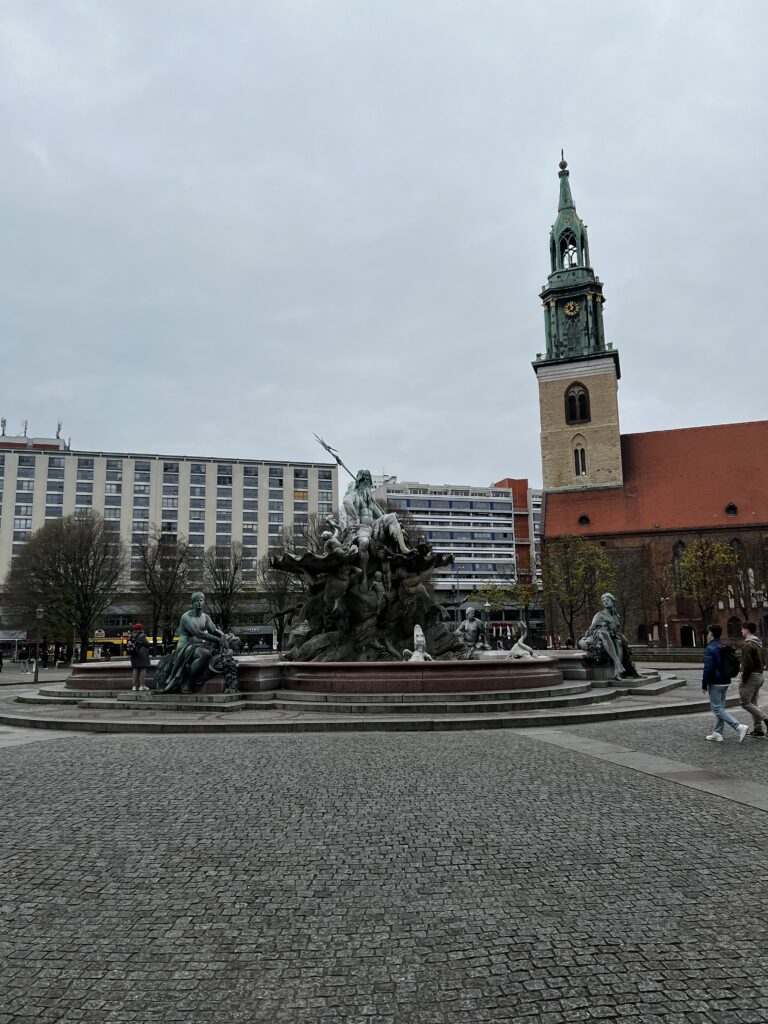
[719,644,741,680]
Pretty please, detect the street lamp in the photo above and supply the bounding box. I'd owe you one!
[660,597,670,653]
[33,606,44,684]
[484,600,491,644]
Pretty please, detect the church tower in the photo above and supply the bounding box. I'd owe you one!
[533,155,623,491]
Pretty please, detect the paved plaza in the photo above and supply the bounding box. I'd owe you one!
[4,708,768,1023]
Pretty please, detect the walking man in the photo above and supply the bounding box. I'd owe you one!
[702,624,749,743]
[739,621,767,736]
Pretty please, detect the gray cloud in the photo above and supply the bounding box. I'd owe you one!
[1,1,766,484]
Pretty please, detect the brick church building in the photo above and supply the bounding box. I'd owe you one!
[533,156,768,647]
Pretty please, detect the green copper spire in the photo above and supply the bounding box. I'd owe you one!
[558,150,575,212]
[535,155,619,375]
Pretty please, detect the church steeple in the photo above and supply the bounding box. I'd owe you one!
[557,150,575,212]
[537,154,613,366]
[533,156,624,492]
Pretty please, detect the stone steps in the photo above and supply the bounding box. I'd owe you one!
[269,687,620,715]
[30,686,275,704]
[275,680,594,703]
[621,676,683,696]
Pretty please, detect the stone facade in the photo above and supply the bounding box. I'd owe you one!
[536,356,622,491]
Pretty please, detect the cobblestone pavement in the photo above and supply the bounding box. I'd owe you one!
[568,698,768,787]
[4,728,768,1023]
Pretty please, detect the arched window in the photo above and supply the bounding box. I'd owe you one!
[727,616,742,639]
[550,238,557,274]
[680,625,696,648]
[564,382,590,424]
[573,446,587,477]
[560,230,578,268]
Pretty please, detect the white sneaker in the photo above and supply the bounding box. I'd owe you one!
[737,723,749,743]
[132,685,138,691]
[705,733,724,742]
[139,685,150,691]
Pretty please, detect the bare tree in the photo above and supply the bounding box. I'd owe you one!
[603,546,645,640]
[3,512,126,662]
[291,511,330,555]
[134,529,191,654]
[641,544,675,643]
[679,538,737,644]
[541,535,616,643]
[256,527,307,650]
[728,535,768,621]
[202,542,246,633]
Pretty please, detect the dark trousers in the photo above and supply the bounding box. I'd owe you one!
[739,673,767,727]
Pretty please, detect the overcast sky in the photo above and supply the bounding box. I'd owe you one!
[1,1,766,487]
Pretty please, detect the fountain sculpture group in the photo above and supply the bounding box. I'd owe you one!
[97,443,638,697]
[273,465,466,662]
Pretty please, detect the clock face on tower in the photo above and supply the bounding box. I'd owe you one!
[564,300,580,318]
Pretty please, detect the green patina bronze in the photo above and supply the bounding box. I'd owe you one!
[534,153,620,376]
[271,442,463,662]
[154,592,239,693]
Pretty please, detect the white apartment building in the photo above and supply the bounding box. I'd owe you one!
[0,436,338,585]
[375,478,539,594]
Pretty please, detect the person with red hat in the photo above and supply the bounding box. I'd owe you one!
[127,623,151,691]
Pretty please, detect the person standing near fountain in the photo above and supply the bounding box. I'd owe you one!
[128,624,151,691]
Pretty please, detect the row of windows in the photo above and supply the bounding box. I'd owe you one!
[4,456,326,480]
[4,475,326,497]
[392,498,514,512]
[426,531,514,541]
[450,562,514,573]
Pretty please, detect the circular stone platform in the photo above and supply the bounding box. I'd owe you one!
[278,657,562,693]
[64,655,563,695]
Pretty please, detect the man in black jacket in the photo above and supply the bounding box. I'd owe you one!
[702,624,749,743]
[128,624,152,692]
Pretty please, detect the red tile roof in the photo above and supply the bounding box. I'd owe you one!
[544,420,768,538]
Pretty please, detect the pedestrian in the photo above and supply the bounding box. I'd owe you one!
[19,645,30,673]
[739,621,767,737]
[0,648,4,673]
[127,623,151,692]
[702,624,749,743]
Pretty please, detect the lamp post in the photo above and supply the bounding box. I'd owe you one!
[660,597,670,653]
[33,606,44,684]
[484,600,491,645]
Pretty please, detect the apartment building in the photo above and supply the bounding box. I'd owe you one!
[374,477,541,632]
[0,435,338,626]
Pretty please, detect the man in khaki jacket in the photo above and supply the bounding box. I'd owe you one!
[739,621,767,736]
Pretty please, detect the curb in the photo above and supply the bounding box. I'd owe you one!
[0,693,730,735]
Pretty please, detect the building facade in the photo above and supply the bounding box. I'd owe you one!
[375,477,543,635]
[534,159,768,645]
[0,434,338,641]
